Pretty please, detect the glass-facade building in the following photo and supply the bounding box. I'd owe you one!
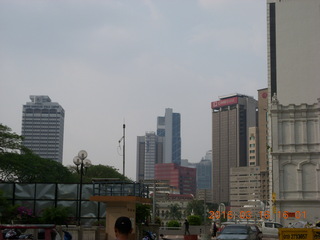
[196,151,212,190]
[157,108,181,165]
[136,108,181,181]
[21,95,65,163]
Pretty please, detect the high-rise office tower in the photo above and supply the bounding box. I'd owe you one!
[21,95,65,163]
[267,0,320,224]
[257,88,269,203]
[268,0,319,106]
[136,132,164,181]
[136,108,181,182]
[196,150,212,190]
[211,93,257,204]
[157,108,181,165]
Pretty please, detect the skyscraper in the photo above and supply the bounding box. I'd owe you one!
[267,0,320,224]
[21,95,65,163]
[136,132,164,181]
[268,0,320,106]
[257,88,269,204]
[136,108,181,181]
[157,108,181,165]
[211,93,257,204]
[196,150,212,190]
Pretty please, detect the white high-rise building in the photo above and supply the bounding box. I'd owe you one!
[21,95,65,163]
[267,0,320,225]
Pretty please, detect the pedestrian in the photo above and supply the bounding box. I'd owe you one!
[212,222,217,237]
[184,219,190,235]
[114,216,133,240]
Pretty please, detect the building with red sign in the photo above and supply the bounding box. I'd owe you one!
[211,93,257,204]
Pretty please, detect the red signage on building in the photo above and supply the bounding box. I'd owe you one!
[211,97,238,109]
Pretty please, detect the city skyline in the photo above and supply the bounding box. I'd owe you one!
[0,0,267,180]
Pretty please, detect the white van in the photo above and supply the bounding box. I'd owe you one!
[260,221,283,238]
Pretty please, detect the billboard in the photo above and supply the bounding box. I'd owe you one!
[211,97,238,109]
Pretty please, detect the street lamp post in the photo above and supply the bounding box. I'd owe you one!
[73,150,92,226]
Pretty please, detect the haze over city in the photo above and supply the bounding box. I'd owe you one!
[0,0,267,180]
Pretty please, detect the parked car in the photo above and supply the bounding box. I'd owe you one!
[217,221,236,235]
[217,224,256,240]
[249,225,262,240]
[260,221,283,238]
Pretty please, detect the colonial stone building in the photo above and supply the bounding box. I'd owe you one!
[270,96,320,224]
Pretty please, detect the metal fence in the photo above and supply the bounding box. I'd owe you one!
[0,181,150,225]
[0,182,105,225]
[92,180,150,198]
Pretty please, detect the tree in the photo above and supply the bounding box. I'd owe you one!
[0,190,13,223]
[40,206,71,225]
[187,215,202,225]
[168,203,182,220]
[0,152,76,183]
[0,123,24,153]
[136,203,151,225]
[167,220,180,227]
[185,200,206,217]
[69,164,129,183]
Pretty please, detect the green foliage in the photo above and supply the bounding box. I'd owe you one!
[0,152,76,182]
[0,123,24,153]
[168,203,182,220]
[0,190,15,223]
[206,203,219,212]
[0,201,40,224]
[0,123,128,184]
[92,220,106,227]
[136,203,151,225]
[70,164,129,183]
[154,216,161,225]
[167,220,180,228]
[187,215,202,225]
[40,206,71,225]
[185,200,206,216]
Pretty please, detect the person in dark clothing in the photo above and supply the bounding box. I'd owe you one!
[184,219,190,235]
[212,222,217,237]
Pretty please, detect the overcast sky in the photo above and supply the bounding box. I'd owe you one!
[0,0,267,180]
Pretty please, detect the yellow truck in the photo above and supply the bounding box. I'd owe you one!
[279,228,320,240]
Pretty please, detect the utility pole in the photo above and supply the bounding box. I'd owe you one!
[123,123,125,176]
[118,123,126,176]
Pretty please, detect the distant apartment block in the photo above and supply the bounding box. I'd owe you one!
[248,127,258,166]
[21,95,65,163]
[230,166,262,218]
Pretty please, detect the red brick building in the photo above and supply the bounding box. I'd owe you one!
[155,163,196,195]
